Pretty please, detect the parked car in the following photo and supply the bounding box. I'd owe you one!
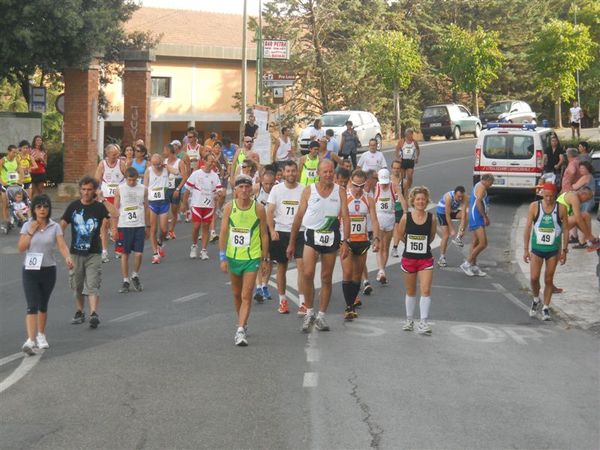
[420,104,482,141]
[591,151,600,208]
[473,123,553,193]
[480,100,537,128]
[298,110,382,153]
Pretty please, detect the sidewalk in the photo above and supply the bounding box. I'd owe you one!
[512,203,600,331]
[553,127,600,142]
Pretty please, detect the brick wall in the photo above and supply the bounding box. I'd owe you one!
[123,60,151,148]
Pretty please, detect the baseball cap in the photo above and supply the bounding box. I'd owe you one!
[170,139,181,146]
[235,174,253,187]
[378,168,390,184]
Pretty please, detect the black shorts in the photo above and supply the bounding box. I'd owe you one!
[395,209,403,224]
[118,227,145,254]
[531,249,559,260]
[304,228,341,254]
[570,122,580,128]
[269,231,304,263]
[401,159,415,170]
[30,172,46,184]
[348,241,371,256]
[436,210,460,227]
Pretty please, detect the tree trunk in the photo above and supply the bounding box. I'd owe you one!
[308,0,327,112]
[19,76,30,106]
[393,85,401,139]
[555,91,562,128]
[473,89,479,116]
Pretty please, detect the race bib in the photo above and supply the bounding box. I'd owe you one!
[535,228,556,246]
[23,169,30,177]
[406,234,427,254]
[230,227,250,248]
[167,175,176,189]
[349,216,367,237]
[314,230,334,247]
[102,183,118,198]
[306,169,317,180]
[403,147,414,158]
[124,206,141,224]
[150,187,165,201]
[7,172,18,182]
[377,198,392,213]
[25,252,43,270]
[283,200,298,216]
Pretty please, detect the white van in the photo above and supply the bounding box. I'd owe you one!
[473,123,553,192]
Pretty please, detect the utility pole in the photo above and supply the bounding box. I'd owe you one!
[240,0,248,144]
[574,3,581,106]
[255,0,263,105]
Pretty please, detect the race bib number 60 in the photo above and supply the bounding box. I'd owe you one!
[25,252,43,270]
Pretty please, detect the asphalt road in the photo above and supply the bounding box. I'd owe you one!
[0,138,598,449]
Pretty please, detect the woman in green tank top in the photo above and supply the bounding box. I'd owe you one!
[219,174,269,346]
[299,141,320,186]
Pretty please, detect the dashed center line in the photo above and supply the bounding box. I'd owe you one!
[172,292,207,303]
[110,311,148,323]
[303,372,319,388]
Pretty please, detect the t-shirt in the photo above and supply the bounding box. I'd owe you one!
[244,123,259,138]
[267,182,305,232]
[186,169,222,208]
[308,127,325,141]
[327,138,339,154]
[358,151,387,173]
[61,200,109,255]
[569,107,582,124]
[341,130,359,155]
[20,219,63,267]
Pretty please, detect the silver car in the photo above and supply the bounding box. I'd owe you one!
[480,100,537,128]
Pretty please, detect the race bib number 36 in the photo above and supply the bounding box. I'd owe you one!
[407,234,427,254]
[314,230,334,247]
[25,252,43,270]
[230,228,251,248]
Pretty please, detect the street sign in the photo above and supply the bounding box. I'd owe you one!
[55,94,65,115]
[263,73,296,81]
[272,87,284,98]
[263,40,290,60]
[29,86,46,113]
[263,80,294,87]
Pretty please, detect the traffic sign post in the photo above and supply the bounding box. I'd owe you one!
[262,73,296,88]
[29,86,47,113]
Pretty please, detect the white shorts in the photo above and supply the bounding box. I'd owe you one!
[377,214,396,232]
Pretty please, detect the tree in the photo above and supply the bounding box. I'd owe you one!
[363,31,422,138]
[529,19,596,127]
[0,0,138,104]
[438,24,504,116]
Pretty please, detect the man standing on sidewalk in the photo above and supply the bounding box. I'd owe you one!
[523,183,568,321]
[61,176,118,328]
[569,100,582,139]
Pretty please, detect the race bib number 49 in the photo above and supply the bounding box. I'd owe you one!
[536,228,555,246]
[406,234,427,254]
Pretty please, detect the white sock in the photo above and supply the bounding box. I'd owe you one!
[317,311,325,319]
[132,272,138,278]
[306,308,314,317]
[237,326,244,332]
[533,296,540,303]
[420,296,431,321]
[405,295,416,320]
[299,294,305,305]
[440,253,445,258]
[279,294,286,302]
[123,277,129,283]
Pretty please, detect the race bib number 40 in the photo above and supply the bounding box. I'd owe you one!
[25,252,43,270]
[406,234,427,254]
[314,230,334,247]
[230,228,251,248]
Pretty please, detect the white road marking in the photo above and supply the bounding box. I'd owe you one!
[306,348,320,363]
[172,292,207,303]
[110,311,148,323]
[0,352,25,368]
[267,280,301,307]
[303,372,319,388]
[0,351,43,394]
[432,285,497,293]
[492,283,529,313]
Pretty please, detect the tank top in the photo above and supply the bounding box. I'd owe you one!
[436,191,461,215]
[17,154,33,183]
[300,155,319,186]
[117,183,146,228]
[187,144,201,170]
[222,145,237,163]
[375,183,396,216]
[401,140,417,160]
[226,200,261,260]
[256,185,270,206]
[131,158,147,183]
[30,149,46,174]
[147,167,169,202]
[275,137,292,161]
[101,160,124,198]
[165,157,182,189]
[556,192,573,216]
[531,201,561,253]
[302,183,341,231]
[403,212,433,259]
[237,149,248,168]
[346,193,370,242]
[469,182,489,218]
[1,157,20,185]
[394,178,404,212]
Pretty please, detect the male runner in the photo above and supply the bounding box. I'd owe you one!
[298,141,320,186]
[184,153,224,260]
[94,144,125,262]
[436,186,467,267]
[231,137,259,187]
[253,169,276,302]
[164,143,188,240]
[288,159,350,332]
[395,128,420,191]
[390,159,406,258]
[557,187,598,248]
[523,183,568,321]
[266,161,307,314]
[114,167,147,292]
[461,173,494,277]
[219,175,270,346]
[357,138,387,173]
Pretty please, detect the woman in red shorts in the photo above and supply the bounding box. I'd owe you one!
[397,186,437,335]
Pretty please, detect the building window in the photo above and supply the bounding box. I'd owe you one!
[151,77,171,98]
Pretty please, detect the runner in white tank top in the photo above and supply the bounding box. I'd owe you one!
[252,170,276,303]
[374,169,398,285]
[394,128,420,191]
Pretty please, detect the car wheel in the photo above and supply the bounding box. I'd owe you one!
[375,134,382,150]
[474,124,481,138]
[424,135,431,141]
[452,126,461,140]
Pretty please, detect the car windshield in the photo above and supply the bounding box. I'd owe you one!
[591,158,600,174]
[422,107,448,119]
[484,102,512,114]
[483,134,534,160]
[321,114,350,127]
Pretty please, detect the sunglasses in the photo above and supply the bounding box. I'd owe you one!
[35,203,50,209]
[241,165,249,169]
[352,182,366,188]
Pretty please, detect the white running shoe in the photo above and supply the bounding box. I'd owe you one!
[391,247,399,258]
[22,339,36,355]
[417,321,432,335]
[190,244,198,259]
[402,320,414,331]
[101,250,110,263]
[460,261,474,277]
[437,256,447,267]
[200,249,209,260]
[36,333,49,349]
[234,329,248,346]
[470,265,487,277]
[302,314,316,333]
[529,300,540,317]
[452,236,464,247]
[542,308,551,321]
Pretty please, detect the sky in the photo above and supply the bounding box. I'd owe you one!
[140,0,263,15]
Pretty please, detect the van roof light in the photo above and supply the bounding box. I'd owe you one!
[487,122,537,131]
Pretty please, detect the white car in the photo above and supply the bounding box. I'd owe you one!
[298,110,382,153]
[473,123,553,192]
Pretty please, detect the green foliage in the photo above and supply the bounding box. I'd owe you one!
[45,143,64,186]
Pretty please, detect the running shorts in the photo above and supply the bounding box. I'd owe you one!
[401,159,415,170]
[377,214,395,232]
[118,227,145,254]
[531,249,559,260]
[348,241,371,256]
[304,228,340,254]
[166,188,181,205]
[401,256,434,273]
[395,209,403,224]
[149,201,170,215]
[192,206,214,224]
[227,257,260,275]
[104,196,115,205]
[437,210,460,227]
[269,231,304,263]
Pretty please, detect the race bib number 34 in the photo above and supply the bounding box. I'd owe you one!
[25,252,43,270]
[230,228,251,248]
[407,234,427,254]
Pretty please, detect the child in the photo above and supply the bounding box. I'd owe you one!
[13,190,29,222]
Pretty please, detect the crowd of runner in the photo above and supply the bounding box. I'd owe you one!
[3,126,598,351]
